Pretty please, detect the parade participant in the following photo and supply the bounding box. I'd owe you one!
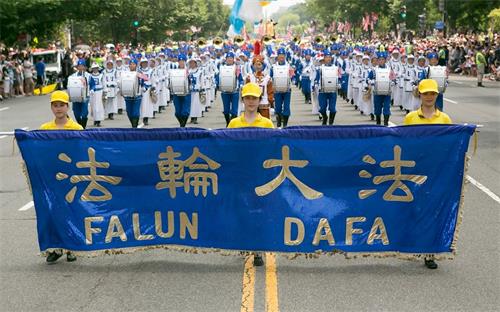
[357,55,373,118]
[88,63,105,127]
[103,59,118,120]
[315,50,341,125]
[121,59,144,128]
[426,52,448,111]
[402,55,417,114]
[270,48,293,127]
[245,54,274,119]
[338,51,349,101]
[199,52,217,111]
[298,49,315,104]
[69,59,91,129]
[369,52,392,126]
[218,52,243,126]
[170,54,191,127]
[388,49,403,109]
[403,79,452,125]
[475,46,487,87]
[40,90,82,263]
[415,55,428,111]
[138,57,154,126]
[351,52,363,110]
[188,56,203,124]
[115,57,126,114]
[228,82,273,266]
[35,57,45,96]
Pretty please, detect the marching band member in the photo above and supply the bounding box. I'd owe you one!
[351,52,363,110]
[388,49,403,109]
[115,57,126,114]
[170,54,191,127]
[358,55,373,118]
[218,52,243,126]
[188,56,203,124]
[338,50,349,101]
[149,57,160,116]
[103,59,118,120]
[69,59,91,129]
[315,50,341,125]
[270,48,293,127]
[138,57,155,126]
[88,63,105,127]
[414,55,428,111]
[368,52,392,126]
[245,54,274,119]
[426,52,448,112]
[403,55,418,114]
[155,53,167,113]
[298,49,315,104]
[121,59,145,128]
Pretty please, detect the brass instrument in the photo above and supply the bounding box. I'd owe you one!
[262,35,273,45]
[197,37,207,49]
[329,35,337,44]
[213,36,223,49]
[314,35,324,45]
[234,35,245,47]
[292,35,301,45]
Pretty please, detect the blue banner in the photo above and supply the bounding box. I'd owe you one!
[16,125,475,258]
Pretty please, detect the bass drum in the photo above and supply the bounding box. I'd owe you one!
[373,68,391,95]
[428,66,447,93]
[120,71,138,97]
[272,64,290,92]
[67,76,87,102]
[170,69,189,95]
[219,65,237,93]
[320,66,339,93]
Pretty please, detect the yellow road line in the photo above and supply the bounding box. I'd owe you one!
[241,254,256,312]
[265,253,279,312]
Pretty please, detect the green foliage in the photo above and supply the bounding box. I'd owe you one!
[0,0,230,46]
[489,8,500,31]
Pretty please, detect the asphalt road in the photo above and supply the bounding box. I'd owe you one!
[0,75,498,312]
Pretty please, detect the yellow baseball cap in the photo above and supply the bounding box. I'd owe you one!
[241,82,262,98]
[418,79,439,94]
[50,90,70,104]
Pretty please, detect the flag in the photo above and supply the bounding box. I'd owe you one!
[228,0,264,37]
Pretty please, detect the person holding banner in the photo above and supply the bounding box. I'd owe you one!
[403,79,452,126]
[228,82,273,266]
[40,90,82,263]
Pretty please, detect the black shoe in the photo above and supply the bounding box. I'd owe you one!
[328,112,336,125]
[276,114,282,128]
[376,114,381,125]
[282,116,289,127]
[118,108,123,114]
[66,252,77,262]
[424,258,438,269]
[383,115,390,126]
[95,121,101,127]
[253,254,264,267]
[143,117,149,126]
[80,118,88,129]
[46,251,63,263]
[321,113,328,125]
[370,113,374,121]
[405,109,410,114]
[399,105,403,110]
[108,113,114,120]
[354,105,358,110]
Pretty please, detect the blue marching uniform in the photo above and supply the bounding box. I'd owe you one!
[218,52,243,125]
[315,56,341,125]
[298,51,314,104]
[368,61,391,126]
[123,67,145,128]
[71,63,91,129]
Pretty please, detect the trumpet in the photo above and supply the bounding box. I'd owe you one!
[329,35,337,43]
[197,37,207,49]
[213,36,223,49]
[314,35,324,45]
[262,35,273,45]
[234,35,245,47]
[292,35,301,45]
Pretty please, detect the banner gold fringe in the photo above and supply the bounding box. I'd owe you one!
[21,161,33,195]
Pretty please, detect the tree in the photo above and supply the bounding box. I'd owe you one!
[489,8,500,32]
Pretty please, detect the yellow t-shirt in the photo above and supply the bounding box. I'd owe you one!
[403,108,452,125]
[40,118,84,130]
[227,113,275,129]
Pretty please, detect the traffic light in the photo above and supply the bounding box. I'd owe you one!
[418,14,426,27]
[133,20,140,27]
[400,6,407,19]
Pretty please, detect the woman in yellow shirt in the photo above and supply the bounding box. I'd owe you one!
[227,83,273,266]
[40,90,81,263]
[40,90,84,130]
[403,79,452,125]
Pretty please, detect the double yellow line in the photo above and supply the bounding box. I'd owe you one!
[240,253,279,312]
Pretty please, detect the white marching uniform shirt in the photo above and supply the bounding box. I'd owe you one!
[139,66,155,118]
[115,65,126,110]
[189,66,204,118]
[89,72,105,122]
[103,68,118,115]
[389,58,403,106]
[357,64,373,115]
[403,63,418,111]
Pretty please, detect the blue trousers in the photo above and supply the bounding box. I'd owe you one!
[318,92,337,114]
[341,74,349,92]
[301,77,311,98]
[436,93,444,111]
[72,99,89,119]
[373,95,391,116]
[173,94,191,118]
[221,92,239,116]
[274,91,291,116]
[125,96,142,118]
